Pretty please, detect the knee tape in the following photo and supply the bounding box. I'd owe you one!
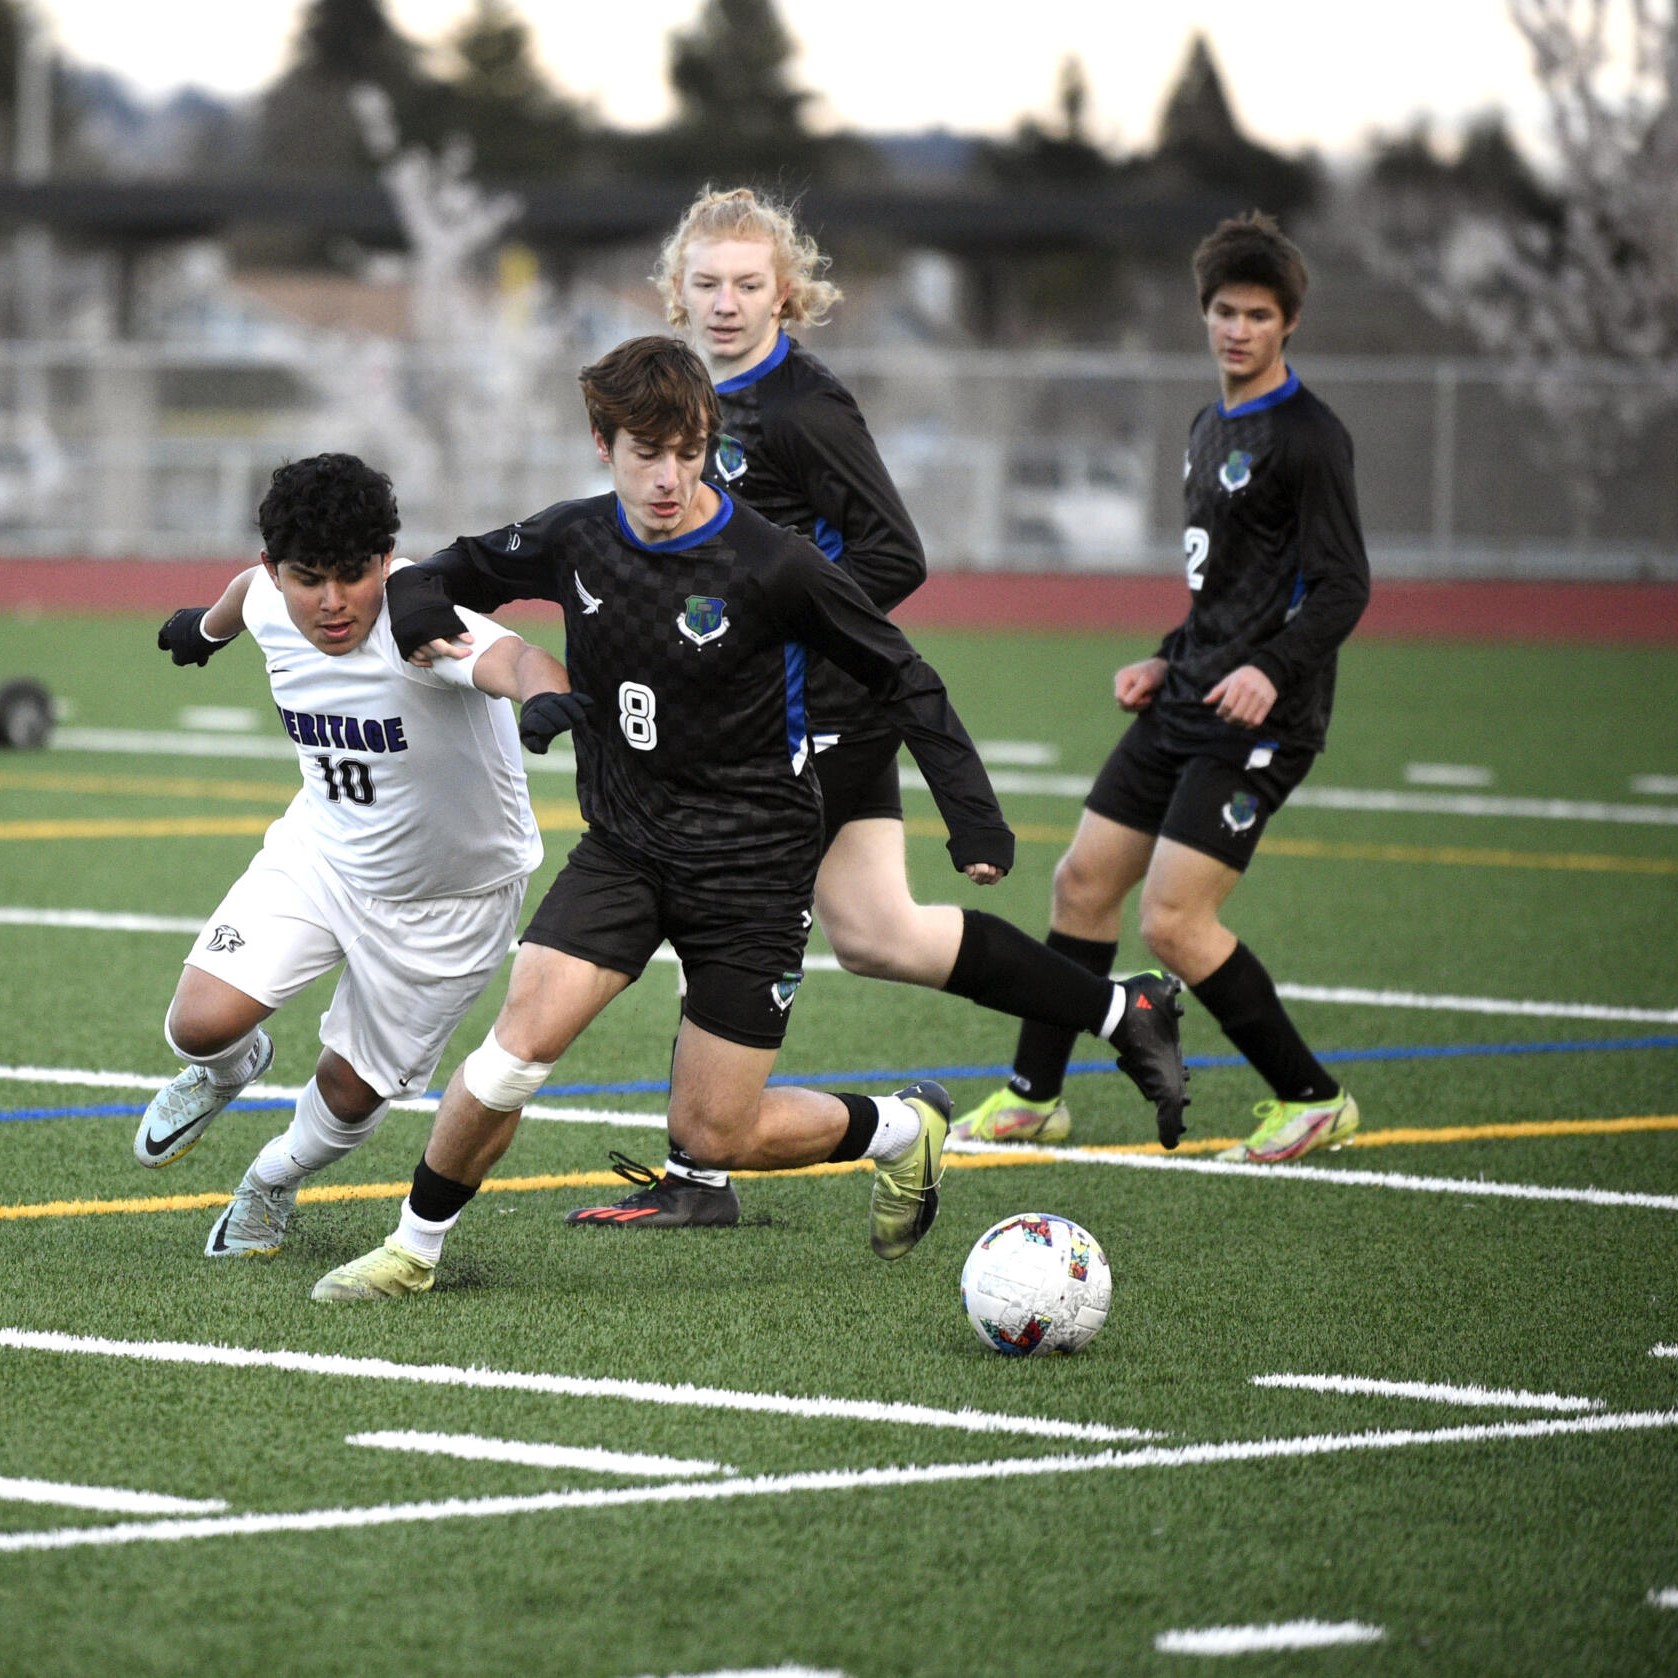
[461,1031,554,1112]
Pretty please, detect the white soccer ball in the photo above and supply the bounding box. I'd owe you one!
[961,1213,1112,1356]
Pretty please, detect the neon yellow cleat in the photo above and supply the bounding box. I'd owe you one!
[311,1237,436,1302]
[1217,1089,1360,1163]
[950,1086,1072,1144]
[869,1082,951,1261]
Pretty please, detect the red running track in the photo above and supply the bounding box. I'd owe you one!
[2,559,1675,643]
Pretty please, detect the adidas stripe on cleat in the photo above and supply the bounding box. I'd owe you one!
[564,1152,741,1228]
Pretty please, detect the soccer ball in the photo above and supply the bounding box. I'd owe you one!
[960,1213,1112,1356]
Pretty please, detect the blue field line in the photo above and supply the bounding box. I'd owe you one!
[4,1034,1675,1125]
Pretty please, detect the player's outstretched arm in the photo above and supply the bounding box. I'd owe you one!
[468,636,592,755]
[156,568,257,666]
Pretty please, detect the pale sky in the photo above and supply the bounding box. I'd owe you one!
[35,1,1549,159]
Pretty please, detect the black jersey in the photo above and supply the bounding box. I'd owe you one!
[708,332,925,745]
[1155,371,1370,755]
[415,490,1011,899]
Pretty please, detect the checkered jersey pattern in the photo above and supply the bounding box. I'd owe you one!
[419,489,1013,887]
[1159,377,1370,755]
[711,335,926,745]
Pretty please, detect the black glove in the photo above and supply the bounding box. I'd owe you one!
[157,607,230,667]
[519,691,593,754]
[387,566,468,660]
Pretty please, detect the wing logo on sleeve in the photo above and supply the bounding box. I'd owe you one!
[677,595,730,647]
[573,573,603,615]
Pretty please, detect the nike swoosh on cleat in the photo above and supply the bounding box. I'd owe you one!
[142,1117,206,1158]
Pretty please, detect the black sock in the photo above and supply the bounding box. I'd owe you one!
[945,911,1114,1031]
[826,1093,878,1162]
[410,1157,478,1223]
[1190,942,1337,1101]
[1006,930,1118,1102]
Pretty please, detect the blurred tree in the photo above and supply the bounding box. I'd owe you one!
[668,0,809,140]
[1057,54,1089,146]
[1352,0,1678,535]
[1152,34,1317,218]
[258,0,439,177]
[437,0,588,178]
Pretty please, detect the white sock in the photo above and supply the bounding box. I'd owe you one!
[167,1024,263,1091]
[248,1079,388,1190]
[394,1197,456,1265]
[1098,982,1127,1040]
[664,1154,729,1189]
[863,1096,922,1162]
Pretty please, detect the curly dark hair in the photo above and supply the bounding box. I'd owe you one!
[257,453,400,575]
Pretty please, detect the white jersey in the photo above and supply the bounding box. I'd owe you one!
[242,564,542,901]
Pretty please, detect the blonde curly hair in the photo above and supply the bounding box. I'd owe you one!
[654,186,842,331]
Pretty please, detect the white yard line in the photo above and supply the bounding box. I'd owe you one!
[1156,1620,1385,1655]
[345,1431,734,1478]
[8,905,1673,1021]
[36,728,1678,823]
[3,1407,1674,1555]
[951,1137,1678,1212]
[0,1329,1146,1444]
[1251,1374,1602,1411]
[0,1477,227,1515]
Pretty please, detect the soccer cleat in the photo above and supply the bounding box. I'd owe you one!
[951,1087,1072,1144]
[563,1152,741,1227]
[134,1029,275,1168]
[205,1170,298,1258]
[310,1237,436,1302]
[1109,971,1190,1149]
[1217,1088,1360,1163]
[869,1081,951,1262]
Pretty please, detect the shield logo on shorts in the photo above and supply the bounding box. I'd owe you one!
[207,924,245,953]
[769,971,803,1013]
[1221,792,1259,834]
[714,434,748,483]
[678,595,730,647]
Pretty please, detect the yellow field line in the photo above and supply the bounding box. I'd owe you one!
[5,1114,1674,1221]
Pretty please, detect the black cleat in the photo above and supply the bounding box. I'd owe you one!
[1109,971,1190,1149]
[563,1151,741,1227]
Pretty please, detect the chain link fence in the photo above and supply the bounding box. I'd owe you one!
[1,339,1674,579]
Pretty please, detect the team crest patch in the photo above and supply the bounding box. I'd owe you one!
[1219,449,1254,492]
[714,433,748,483]
[206,924,245,954]
[1221,792,1259,834]
[678,595,731,646]
[769,971,804,1013]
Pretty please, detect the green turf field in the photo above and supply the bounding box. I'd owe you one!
[1,612,1676,1677]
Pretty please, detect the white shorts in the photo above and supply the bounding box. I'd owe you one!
[184,822,527,1100]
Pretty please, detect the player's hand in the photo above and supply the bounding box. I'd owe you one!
[1115,657,1167,712]
[1204,664,1277,728]
[964,863,1005,886]
[387,566,469,661]
[518,690,593,754]
[157,607,228,667]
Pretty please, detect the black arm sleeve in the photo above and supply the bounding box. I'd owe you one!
[775,389,926,613]
[768,548,1013,873]
[1245,430,1371,693]
[415,498,592,615]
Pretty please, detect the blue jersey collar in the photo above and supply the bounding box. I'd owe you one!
[614,487,734,553]
[1219,368,1299,419]
[714,330,791,395]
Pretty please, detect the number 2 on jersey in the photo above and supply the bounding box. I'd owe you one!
[1184,526,1210,592]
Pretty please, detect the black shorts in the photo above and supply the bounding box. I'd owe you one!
[521,831,812,1050]
[812,731,904,850]
[1085,716,1316,873]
